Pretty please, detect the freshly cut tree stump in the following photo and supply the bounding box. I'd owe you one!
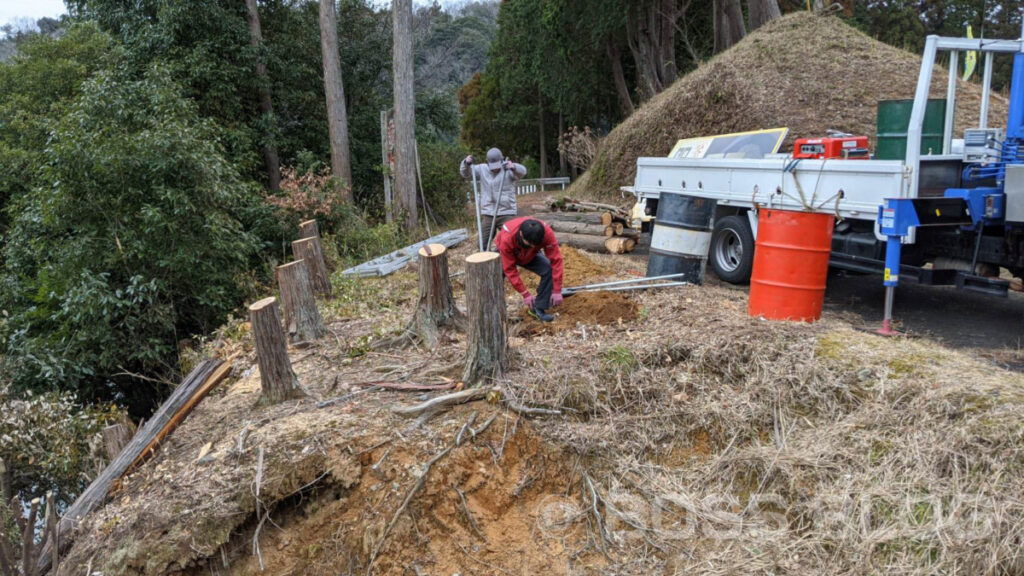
[463,252,507,385]
[298,219,320,239]
[249,297,304,404]
[411,244,464,346]
[292,237,331,296]
[543,220,609,237]
[276,259,326,343]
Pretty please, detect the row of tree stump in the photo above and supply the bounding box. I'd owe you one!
[248,222,507,405]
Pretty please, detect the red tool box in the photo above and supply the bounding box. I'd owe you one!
[793,135,870,159]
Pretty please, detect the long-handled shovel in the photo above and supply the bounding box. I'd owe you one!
[470,161,484,252]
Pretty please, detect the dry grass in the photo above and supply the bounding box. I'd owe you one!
[506,278,1024,574]
[53,243,1024,575]
[573,12,1011,200]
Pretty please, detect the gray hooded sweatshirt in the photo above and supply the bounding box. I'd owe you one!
[460,160,527,217]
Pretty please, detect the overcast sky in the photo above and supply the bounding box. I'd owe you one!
[1,0,470,30]
[0,0,66,29]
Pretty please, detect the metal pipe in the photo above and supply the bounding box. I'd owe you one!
[981,52,994,128]
[470,161,484,252]
[565,281,688,295]
[564,273,689,291]
[944,50,958,155]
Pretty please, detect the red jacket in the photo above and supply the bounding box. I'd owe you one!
[495,217,564,296]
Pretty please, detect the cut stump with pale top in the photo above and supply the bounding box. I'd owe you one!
[463,251,507,384]
[276,259,326,343]
[249,297,304,404]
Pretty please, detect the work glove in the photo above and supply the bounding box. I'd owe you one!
[551,292,563,307]
[464,155,474,165]
[503,159,514,171]
[521,292,535,308]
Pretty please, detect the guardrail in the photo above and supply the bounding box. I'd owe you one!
[515,177,570,195]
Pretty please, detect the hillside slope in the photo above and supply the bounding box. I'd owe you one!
[575,12,1010,198]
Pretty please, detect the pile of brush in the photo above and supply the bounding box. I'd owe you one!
[536,198,640,254]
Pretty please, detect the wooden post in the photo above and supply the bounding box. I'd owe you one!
[276,259,326,343]
[292,237,331,296]
[463,252,507,385]
[249,297,304,404]
[298,219,319,240]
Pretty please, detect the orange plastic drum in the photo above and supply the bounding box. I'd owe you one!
[748,209,835,322]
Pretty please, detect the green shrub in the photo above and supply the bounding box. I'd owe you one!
[0,385,122,505]
[0,68,258,412]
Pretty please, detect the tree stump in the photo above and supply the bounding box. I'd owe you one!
[249,297,304,404]
[411,244,465,347]
[101,419,136,461]
[276,259,326,343]
[463,252,507,385]
[292,237,331,296]
[298,219,320,239]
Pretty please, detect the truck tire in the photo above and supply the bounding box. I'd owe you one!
[710,215,755,284]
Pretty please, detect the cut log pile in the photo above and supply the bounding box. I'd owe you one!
[538,197,639,254]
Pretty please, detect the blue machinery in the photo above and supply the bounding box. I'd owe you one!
[878,29,1024,334]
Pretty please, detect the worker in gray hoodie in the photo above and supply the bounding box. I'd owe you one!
[461,147,527,248]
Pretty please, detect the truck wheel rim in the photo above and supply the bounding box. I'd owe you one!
[715,229,742,272]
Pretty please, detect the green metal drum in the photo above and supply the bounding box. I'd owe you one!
[875,99,947,160]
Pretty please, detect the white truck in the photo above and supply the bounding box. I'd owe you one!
[629,29,1024,327]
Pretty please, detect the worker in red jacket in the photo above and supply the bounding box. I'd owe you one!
[494,217,564,322]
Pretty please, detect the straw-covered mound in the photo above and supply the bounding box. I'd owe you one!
[53,245,1024,575]
[575,12,1010,199]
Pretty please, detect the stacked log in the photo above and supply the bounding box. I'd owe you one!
[535,198,641,254]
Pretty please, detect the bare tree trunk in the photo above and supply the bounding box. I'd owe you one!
[298,219,319,239]
[320,0,354,197]
[606,37,635,116]
[245,0,281,191]
[276,260,326,343]
[558,113,567,176]
[463,252,507,385]
[747,0,781,30]
[392,0,419,228]
[661,0,678,86]
[538,88,547,180]
[627,4,657,100]
[292,237,332,297]
[714,0,747,53]
[250,297,304,404]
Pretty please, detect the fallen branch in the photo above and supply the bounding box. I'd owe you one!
[391,387,491,417]
[355,381,455,392]
[504,400,562,417]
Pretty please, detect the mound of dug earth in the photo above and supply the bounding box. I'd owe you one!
[575,12,1010,199]
[518,290,638,336]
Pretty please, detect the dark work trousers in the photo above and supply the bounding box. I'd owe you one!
[482,214,515,250]
[522,252,553,310]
